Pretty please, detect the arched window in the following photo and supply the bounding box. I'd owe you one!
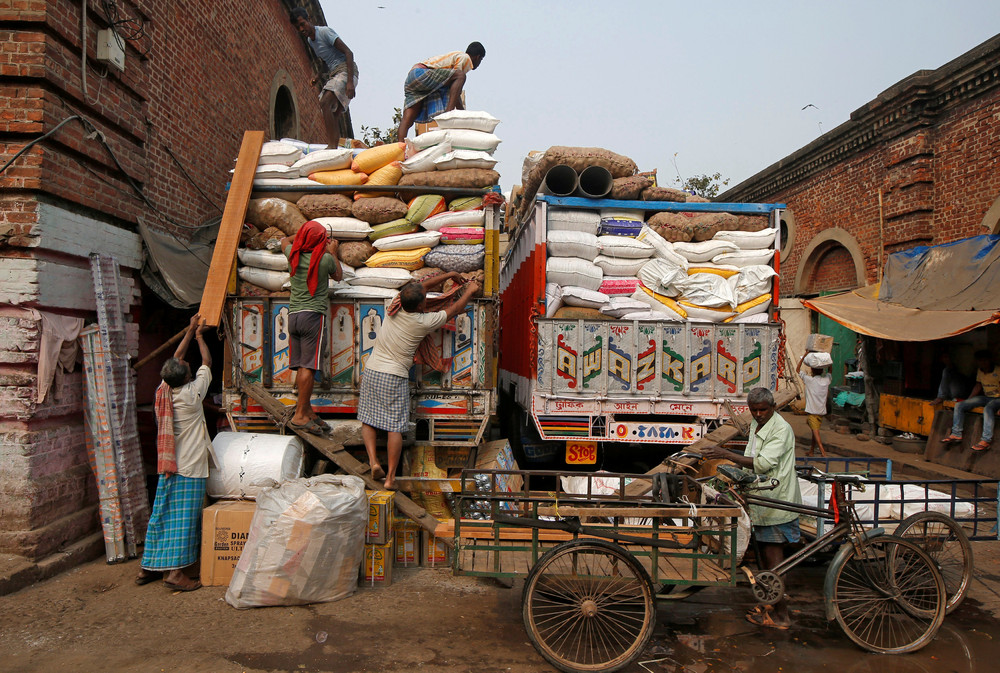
[794,228,868,295]
[268,70,300,140]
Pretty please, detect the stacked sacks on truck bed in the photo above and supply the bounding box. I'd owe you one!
[235,114,501,298]
[535,150,777,324]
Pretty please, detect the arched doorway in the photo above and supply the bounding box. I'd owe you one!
[794,228,867,295]
[268,70,300,140]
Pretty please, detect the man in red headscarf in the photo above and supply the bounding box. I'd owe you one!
[281,221,342,435]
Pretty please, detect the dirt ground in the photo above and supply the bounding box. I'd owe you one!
[3,540,1000,673]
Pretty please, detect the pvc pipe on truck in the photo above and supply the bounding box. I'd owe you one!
[575,165,613,199]
[539,164,579,197]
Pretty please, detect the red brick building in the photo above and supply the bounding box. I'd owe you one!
[0,0,327,564]
[722,34,1000,298]
[720,34,1000,386]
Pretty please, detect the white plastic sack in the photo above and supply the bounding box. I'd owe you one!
[432,109,501,133]
[678,302,734,323]
[600,296,650,318]
[637,258,687,297]
[677,273,737,309]
[238,248,289,271]
[545,283,564,318]
[636,225,689,269]
[333,286,399,299]
[712,249,775,267]
[630,288,686,321]
[373,231,441,251]
[597,235,654,259]
[257,141,302,167]
[238,266,290,292]
[225,475,368,608]
[401,141,452,173]
[208,432,304,500]
[410,129,449,150]
[803,352,834,368]
[255,164,299,179]
[546,257,603,291]
[348,267,413,288]
[729,265,778,304]
[547,230,600,259]
[713,227,777,250]
[547,209,600,236]
[674,240,740,263]
[593,255,647,276]
[444,129,501,152]
[620,310,680,321]
[313,217,374,240]
[420,209,485,231]
[291,148,353,174]
[561,286,610,309]
[433,149,497,171]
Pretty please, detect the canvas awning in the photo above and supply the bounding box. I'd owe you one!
[801,284,1000,342]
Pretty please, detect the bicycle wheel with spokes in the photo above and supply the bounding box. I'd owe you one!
[521,539,656,673]
[894,511,973,614]
[829,534,946,654]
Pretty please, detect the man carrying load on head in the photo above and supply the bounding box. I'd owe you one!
[290,7,358,148]
[281,220,343,436]
[397,42,486,142]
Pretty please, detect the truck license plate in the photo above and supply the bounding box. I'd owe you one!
[566,441,597,465]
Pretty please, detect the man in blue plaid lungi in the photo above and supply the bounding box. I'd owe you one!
[359,276,481,489]
[137,315,213,592]
[397,42,486,142]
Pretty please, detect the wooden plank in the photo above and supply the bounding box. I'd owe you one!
[237,379,445,540]
[623,387,799,498]
[200,131,265,326]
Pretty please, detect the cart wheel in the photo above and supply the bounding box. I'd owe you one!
[893,511,973,614]
[521,539,656,673]
[828,534,945,654]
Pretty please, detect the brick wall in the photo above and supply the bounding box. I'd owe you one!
[722,36,1000,298]
[0,0,326,560]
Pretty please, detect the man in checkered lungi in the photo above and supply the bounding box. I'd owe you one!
[359,274,480,489]
[137,315,213,591]
[397,42,486,142]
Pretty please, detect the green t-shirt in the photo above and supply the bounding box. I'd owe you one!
[283,244,337,314]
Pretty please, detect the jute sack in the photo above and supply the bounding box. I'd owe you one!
[338,240,376,267]
[398,169,500,189]
[611,175,653,200]
[351,197,408,225]
[247,226,285,250]
[246,198,307,235]
[642,186,689,202]
[297,194,354,219]
[648,212,695,242]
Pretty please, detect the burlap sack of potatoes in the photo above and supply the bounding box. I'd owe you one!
[246,198,307,235]
[411,266,445,283]
[398,169,500,189]
[351,197,408,225]
[735,216,770,233]
[649,213,694,242]
[338,240,375,267]
[297,193,354,219]
[642,186,689,202]
[247,226,285,250]
[690,214,723,242]
[611,175,653,200]
[716,213,740,232]
[442,269,485,296]
[686,194,711,203]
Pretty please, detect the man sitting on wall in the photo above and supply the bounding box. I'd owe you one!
[136,314,213,592]
[943,349,1000,452]
[358,274,480,490]
[397,42,486,141]
[703,387,802,629]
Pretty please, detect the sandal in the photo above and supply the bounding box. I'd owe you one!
[135,570,162,586]
[746,606,790,630]
[164,578,202,592]
[942,434,963,443]
[289,419,325,437]
[972,440,991,452]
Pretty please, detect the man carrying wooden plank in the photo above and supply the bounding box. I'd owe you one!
[136,315,213,592]
[281,221,343,436]
[397,42,486,141]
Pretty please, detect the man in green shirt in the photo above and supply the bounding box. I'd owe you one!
[281,220,342,435]
[704,387,802,629]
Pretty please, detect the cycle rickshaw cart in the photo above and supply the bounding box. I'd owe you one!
[451,466,950,673]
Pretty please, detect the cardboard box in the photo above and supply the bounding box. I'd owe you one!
[806,333,834,354]
[394,516,420,567]
[200,500,256,586]
[361,541,394,586]
[421,530,452,568]
[475,439,523,508]
[366,490,395,545]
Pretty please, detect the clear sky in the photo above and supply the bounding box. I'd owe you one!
[316,1,1000,193]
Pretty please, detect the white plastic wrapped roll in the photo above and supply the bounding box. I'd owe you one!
[208,432,305,500]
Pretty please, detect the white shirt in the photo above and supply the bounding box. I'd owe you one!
[365,310,448,378]
[801,372,831,416]
[172,365,213,478]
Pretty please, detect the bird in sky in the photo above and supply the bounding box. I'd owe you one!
[801,104,818,110]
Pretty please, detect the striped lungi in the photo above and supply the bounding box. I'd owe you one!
[403,66,456,123]
[321,63,359,111]
[358,369,410,433]
[140,474,206,571]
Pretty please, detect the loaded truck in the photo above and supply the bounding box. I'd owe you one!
[222,184,501,466]
[498,193,786,469]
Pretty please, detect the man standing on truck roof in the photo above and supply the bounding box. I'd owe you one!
[397,42,486,142]
[136,314,213,592]
[359,274,481,490]
[943,349,1000,452]
[290,7,358,148]
[281,220,343,436]
[702,387,802,630]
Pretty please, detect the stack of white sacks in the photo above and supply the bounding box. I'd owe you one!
[248,139,358,195]
[401,110,501,175]
[544,208,777,323]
